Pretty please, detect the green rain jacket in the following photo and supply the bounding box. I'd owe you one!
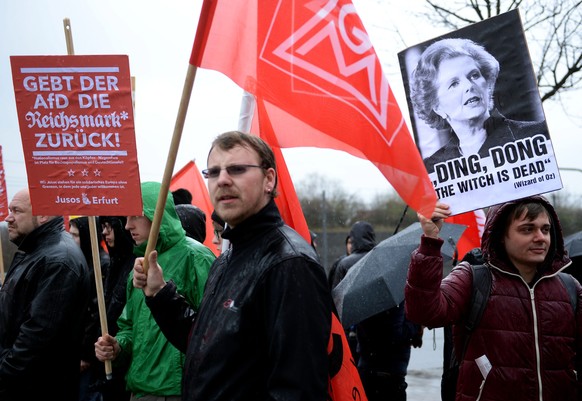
[116,181,215,397]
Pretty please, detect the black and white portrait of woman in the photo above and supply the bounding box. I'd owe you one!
[399,10,549,174]
[398,10,561,214]
[408,37,548,173]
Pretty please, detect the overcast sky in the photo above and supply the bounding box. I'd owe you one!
[2,0,581,205]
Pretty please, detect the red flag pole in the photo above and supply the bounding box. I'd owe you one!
[143,64,198,274]
[62,17,114,379]
[238,91,256,132]
[142,0,217,272]
[239,92,312,243]
[227,90,258,251]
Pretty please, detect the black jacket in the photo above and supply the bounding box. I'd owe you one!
[92,216,135,401]
[356,300,421,375]
[0,217,90,401]
[99,216,135,337]
[147,200,333,401]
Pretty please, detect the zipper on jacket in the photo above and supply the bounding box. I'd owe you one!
[529,271,573,401]
[490,264,545,400]
[210,249,232,296]
[476,378,486,401]
[529,288,544,401]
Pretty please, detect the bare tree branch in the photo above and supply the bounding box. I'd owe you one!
[421,0,582,103]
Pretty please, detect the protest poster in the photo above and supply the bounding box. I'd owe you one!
[398,9,562,215]
[10,55,142,216]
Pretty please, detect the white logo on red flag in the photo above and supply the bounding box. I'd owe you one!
[261,0,395,144]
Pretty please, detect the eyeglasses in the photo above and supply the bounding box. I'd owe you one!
[202,164,265,179]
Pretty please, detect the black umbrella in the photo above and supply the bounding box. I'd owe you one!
[565,231,582,258]
[332,222,467,328]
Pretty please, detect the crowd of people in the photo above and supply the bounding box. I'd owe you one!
[1,131,580,401]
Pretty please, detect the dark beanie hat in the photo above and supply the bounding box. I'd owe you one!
[172,188,193,205]
[175,204,207,243]
[211,210,225,228]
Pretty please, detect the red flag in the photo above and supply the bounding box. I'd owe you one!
[170,160,219,255]
[447,209,486,259]
[327,311,367,401]
[271,146,312,244]
[254,98,311,243]
[190,0,436,217]
[0,146,8,221]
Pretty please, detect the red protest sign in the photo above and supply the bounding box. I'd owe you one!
[10,55,142,216]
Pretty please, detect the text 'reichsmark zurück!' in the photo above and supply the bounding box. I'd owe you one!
[10,55,142,216]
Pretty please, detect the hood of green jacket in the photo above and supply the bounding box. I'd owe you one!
[134,181,185,256]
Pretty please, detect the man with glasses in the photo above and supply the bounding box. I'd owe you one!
[132,131,333,401]
[95,182,215,401]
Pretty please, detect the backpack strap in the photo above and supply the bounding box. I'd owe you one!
[558,272,578,315]
[466,264,492,331]
[456,264,492,362]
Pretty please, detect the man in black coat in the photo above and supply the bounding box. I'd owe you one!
[130,131,333,401]
[0,188,90,401]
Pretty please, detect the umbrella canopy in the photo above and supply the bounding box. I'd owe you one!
[565,231,582,259]
[332,222,466,328]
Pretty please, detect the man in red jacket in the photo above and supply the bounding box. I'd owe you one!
[405,195,582,401]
